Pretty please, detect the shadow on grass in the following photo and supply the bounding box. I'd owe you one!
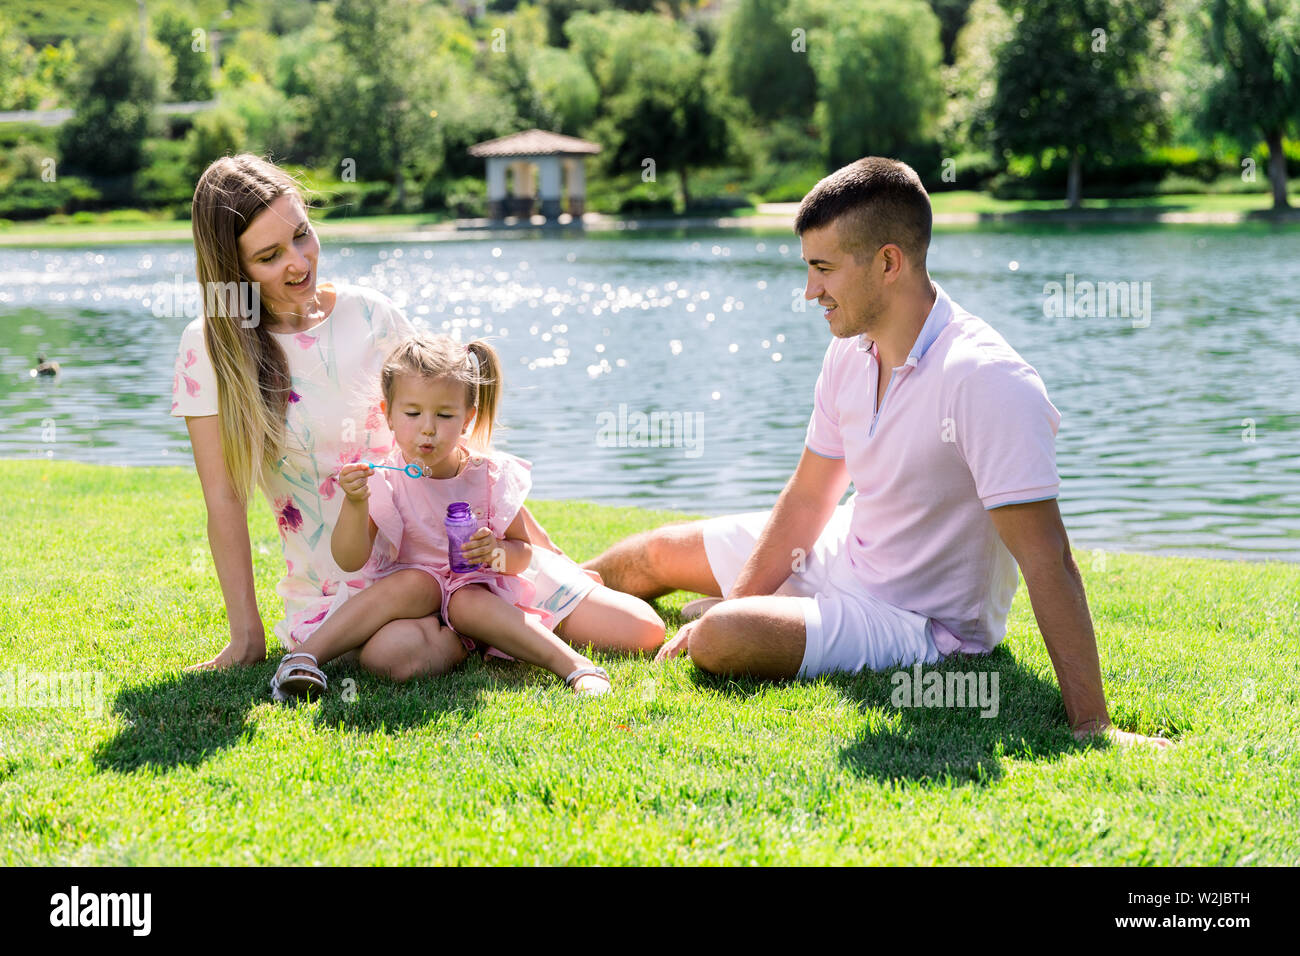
[93,668,264,772]
[689,645,1089,787]
[93,656,496,773]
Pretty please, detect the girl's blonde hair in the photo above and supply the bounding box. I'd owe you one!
[381,335,503,452]
[191,153,309,504]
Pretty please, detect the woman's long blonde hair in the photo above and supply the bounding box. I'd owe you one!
[380,336,504,452]
[191,154,306,504]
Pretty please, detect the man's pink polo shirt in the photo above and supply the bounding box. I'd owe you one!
[803,283,1061,654]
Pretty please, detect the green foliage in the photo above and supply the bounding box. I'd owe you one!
[802,0,946,167]
[152,4,214,101]
[568,10,739,205]
[58,24,164,177]
[134,137,194,211]
[186,107,247,181]
[526,47,599,133]
[714,0,817,122]
[940,0,1013,157]
[437,175,488,218]
[0,22,52,109]
[34,40,80,106]
[928,0,976,62]
[0,178,100,219]
[1193,0,1300,206]
[991,0,1168,179]
[1195,0,1300,143]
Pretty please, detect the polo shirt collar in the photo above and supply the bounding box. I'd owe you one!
[856,282,954,366]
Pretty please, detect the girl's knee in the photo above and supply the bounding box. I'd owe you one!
[631,603,666,653]
[389,568,442,609]
[443,585,488,634]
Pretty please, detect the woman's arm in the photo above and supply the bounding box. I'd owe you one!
[332,463,378,573]
[184,415,268,669]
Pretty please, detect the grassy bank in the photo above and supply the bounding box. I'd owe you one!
[1,191,1294,247]
[1,460,1296,865]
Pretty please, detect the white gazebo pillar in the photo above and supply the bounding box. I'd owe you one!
[564,158,587,217]
[485,157,507,220]
[539,155,563,220]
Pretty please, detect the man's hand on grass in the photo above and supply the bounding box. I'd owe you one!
[185,639,267,671]
[654,620,696,663]
[1074,722,1174,752]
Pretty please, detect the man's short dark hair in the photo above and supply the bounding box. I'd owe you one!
[794,157,932,267]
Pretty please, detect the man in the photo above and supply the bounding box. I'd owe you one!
[587,157,1170,750]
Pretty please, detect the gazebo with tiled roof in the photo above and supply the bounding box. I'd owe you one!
[468,129,602,221]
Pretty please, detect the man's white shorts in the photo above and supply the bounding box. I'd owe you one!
[700,504,943,678]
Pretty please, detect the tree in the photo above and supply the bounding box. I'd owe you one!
[990,0,1167,208]
[1195,0,1300,209]
[59,24,162,177]
[714,0,817,121]
[801,0,946,168]
[0,23,48,110]
[928,0,976,62]
[940,0,1014,156]
[153,5,213,101]
[324,0,448,208]
[527,48,599,133]
[568,11,738,207]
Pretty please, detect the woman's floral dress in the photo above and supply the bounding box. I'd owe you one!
[172,282,420,648]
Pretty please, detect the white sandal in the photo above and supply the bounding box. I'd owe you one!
[270,651,327,703]
[564,665,611,697]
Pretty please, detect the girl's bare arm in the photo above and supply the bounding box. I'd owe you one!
[332,464,379,572]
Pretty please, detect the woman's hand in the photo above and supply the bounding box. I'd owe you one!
[185,630,268,671]
[338,462,373,503]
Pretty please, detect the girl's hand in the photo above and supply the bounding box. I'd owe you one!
[460,527,502,570]
[338,462,373,503]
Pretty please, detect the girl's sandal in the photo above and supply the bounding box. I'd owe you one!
[270,651,327,703]
[564,665,611,698]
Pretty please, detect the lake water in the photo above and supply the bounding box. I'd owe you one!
[2,224,1298,561]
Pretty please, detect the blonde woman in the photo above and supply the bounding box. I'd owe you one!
[172,154,663,680]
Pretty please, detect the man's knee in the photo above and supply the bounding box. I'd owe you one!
[687,603,745,674]
[687,598,805,678]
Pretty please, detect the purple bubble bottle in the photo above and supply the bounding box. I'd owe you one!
[446,502,478,573]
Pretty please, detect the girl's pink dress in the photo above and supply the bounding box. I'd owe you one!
[361,444,555,656]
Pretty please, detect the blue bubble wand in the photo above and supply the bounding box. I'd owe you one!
[364,461,428,479]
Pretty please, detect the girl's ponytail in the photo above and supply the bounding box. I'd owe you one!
[465,339,502,452]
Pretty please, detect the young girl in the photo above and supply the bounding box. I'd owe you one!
[270,334,661,699]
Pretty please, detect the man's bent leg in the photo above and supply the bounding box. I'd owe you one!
[583,521,720,600]
[689,588,941,681]
[687,596,808,679]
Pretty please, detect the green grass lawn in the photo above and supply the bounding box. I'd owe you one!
[1,460,1296,865]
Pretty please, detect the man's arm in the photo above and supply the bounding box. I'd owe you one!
[988,499,1172,750]
[655,448,848,662]
[729,447,850,598]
